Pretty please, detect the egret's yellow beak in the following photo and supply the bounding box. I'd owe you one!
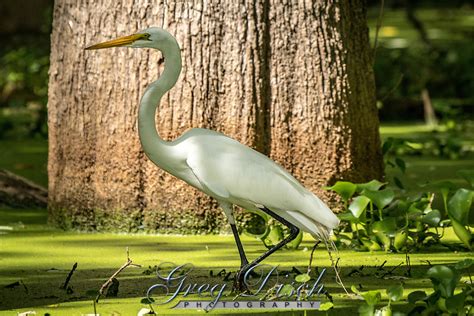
[85,33,149,50]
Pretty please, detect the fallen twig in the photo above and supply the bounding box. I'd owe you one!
[377,260,387,271]
[381,262,404,279]
[405,254,412,277]
[60,262,78,290]
[95,248,141,303]
[307,241,321,275]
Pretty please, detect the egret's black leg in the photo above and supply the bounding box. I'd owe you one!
[230,224,261,292]
[235,207,300,290]
[230,223,249,267]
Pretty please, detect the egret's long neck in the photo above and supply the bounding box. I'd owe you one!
[138,37,182,171]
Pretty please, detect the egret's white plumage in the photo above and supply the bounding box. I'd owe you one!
[181,128,339,239]
[86,27,339,264]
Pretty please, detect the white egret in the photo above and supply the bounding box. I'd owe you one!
[86,27,340,290]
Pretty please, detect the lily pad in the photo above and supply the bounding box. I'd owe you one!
[295,273,311,283]
[319,302,334,311]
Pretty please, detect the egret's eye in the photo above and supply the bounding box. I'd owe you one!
[143,33,151,41]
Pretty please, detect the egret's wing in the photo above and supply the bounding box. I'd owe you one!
[184,132,339,234]
[184,134,305,205]
[186,151,231,199]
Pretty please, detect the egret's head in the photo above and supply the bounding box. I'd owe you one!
[85,27,172,50]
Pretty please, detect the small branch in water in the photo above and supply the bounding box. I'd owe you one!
[95,248,141,303]
[307,241,321,275]
[377,260,387,271]
[60,262,78,290]
[381,262,404,279]
[405,253,412,277]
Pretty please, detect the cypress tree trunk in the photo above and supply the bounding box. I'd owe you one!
[269,1,383,204]
[48,0,382,232]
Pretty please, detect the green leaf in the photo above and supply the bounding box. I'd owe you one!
[266,225,283,246]
[325,181,357,202]
[372,218,397,234]
[395,157,406,173]
[420,181,456,211]
[375,232,391,250]
[447,188,473,225]
[393,199,409,216]
[295,273,311,283]
[319,302,334,311]
[351,284,361,295]
[393,176,404,189]
[358,303,375,316]
[285,230,303,250]
[377,306,392,316]
[407,204,423,219]
[360,238,374,251]
[278,284,294,297]
[243,209,270,239]
[349,196,371,218]
[352,285,382,306]
[386,284,403,302]
[454,258,473,270]
[427,266,461,298]
[450,218,472,249]
[361,290,382,306]
[445,292,466,313]
[368,240,382,252]
[362,189,395,210]
[407,290,427,304]
[457,169,474,188]
[338,212,362,223]
[357,180,386,192]
[422,209,442,227]
[382,138,393,155]
[394,230,407,251]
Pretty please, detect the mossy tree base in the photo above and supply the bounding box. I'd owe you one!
[48,205,232,234]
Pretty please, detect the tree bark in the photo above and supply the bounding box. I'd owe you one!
[269,1,383,204]
[48,0,382,232]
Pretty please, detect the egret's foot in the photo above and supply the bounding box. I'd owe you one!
[232,274,249,293]
[232,267,253,294]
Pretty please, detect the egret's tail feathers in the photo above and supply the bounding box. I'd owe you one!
[302,193,340,231]
[285,209,338,253]
[313,222,338,253]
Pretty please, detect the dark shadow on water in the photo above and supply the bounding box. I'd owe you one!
[0,261,469,312]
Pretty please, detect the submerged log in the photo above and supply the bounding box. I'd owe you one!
[0,169,47,208]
